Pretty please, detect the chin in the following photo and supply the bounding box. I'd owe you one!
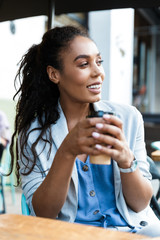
[95,94,101,101]
[89,96,101,103]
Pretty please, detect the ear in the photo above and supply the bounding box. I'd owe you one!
[47,65,60,84]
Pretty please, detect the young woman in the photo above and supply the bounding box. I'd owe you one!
[10,26,160,237]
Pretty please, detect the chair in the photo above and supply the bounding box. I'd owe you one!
[0,143,16,214]
[1,145,16,205]
[0,173,6,213]
[151,141,160,151]
[0,144,6,214]
[21,193,30,215]
[147,156,160,219]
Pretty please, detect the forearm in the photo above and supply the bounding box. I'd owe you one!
[120,168,153,212]
[32,144,76,219]
[32,117,101,218]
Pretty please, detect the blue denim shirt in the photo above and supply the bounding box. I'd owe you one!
[75,156,129,227]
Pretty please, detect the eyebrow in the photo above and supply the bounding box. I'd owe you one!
[74,53,101,62]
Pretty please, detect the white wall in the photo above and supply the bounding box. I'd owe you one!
[0,16,46,100]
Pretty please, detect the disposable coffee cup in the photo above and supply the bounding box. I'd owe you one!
[87,110,115,165]
[90,154,111,165]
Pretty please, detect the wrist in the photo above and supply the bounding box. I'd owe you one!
[119,159,138,173]
[118,161,133,169]
[118,153,135,169]
[59,143,77,161]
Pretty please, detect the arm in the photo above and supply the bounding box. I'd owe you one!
[32,144,76,218]
[120,167,152,212]
[92,111,152,212]
[23,118,103,219]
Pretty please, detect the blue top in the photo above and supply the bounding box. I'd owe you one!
[75,156,134,230]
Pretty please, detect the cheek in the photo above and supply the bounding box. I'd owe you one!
[70,72,89,86]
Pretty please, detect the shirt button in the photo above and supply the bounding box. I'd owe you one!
[82,165,89,172]
[139,221,148,226]
[89,190,95,197]
[93,210,99,215]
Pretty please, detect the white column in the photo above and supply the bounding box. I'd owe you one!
[88,10,111,100]
[89,9,134,105]
[109,9,134,105]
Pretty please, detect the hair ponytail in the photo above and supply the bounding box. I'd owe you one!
[10,25,89,184]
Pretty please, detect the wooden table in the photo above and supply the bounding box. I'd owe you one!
[0,214,159,240]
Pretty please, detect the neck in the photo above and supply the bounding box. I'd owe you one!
[60,99,91,131]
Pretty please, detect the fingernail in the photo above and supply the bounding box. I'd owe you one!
[96,123,103,129]
[92,132,100,138]
[95,144,102,150]
[103,114,111,119]
[107,145,112,149]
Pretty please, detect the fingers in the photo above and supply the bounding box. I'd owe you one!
[69,115,125,157]
[75,115,132,166]
[82,114,122,133]
[81,145,102,156]
[103,114,123,130]
[95,122,124,142]
[78,116,124,151]
[92,131,121,150]
[77,118,105,139]
[67,126,102,156]
[83,117,106,128]
[84,114,123,137]
[94,144,123,161]
[94,141,134,168]
[77,134,101,149]
[97,124,124,141]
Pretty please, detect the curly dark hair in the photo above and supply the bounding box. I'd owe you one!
[10,25,89,185]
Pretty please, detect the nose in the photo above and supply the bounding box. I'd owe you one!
[92,63,105,79]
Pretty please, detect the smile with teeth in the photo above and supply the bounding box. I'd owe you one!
[87,84,101,89]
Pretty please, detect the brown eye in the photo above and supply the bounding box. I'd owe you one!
[97,60,104,66]
[79,62,88,67]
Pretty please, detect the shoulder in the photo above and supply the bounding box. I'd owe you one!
[94,100,141,118]
[93,100,143,130]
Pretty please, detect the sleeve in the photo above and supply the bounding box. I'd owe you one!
[132,107,152,180]
[18,135,49,216]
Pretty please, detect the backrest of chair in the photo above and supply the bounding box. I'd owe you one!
[21,193,30,215]
[144,124,160,156]
[151,141,160,151]
[147,156,160,180]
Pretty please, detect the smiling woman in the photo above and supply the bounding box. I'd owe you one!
[46,35,105,107]
[10,25,160,237]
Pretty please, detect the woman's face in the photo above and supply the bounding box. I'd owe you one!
[55,36,105,105]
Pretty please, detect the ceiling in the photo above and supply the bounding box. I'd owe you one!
[55,0,160,15]
[0,0,160,22]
